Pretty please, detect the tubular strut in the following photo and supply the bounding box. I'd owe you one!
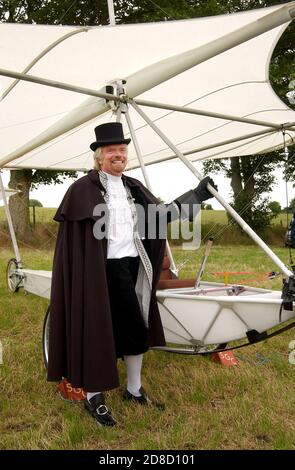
[152,319,295,355]
[0,171,22,267]
[112,90,178,276]
[129,99,294,279]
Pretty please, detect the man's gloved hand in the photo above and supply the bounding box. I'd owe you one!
[172,176,218,221]
[193,176,217,202]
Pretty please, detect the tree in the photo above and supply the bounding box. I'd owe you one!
[123,0,295,229]
[203,150,284,230]
[29,199,43,227]
[29,199,43,207]
[1,0,294,237]
[0,1,86,239]
[288,197,295,212]
[0,0,196,240]
[201,0,295,230]
[268,200,281,216]
[8,166,78,240]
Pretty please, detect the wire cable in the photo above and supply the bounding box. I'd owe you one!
[146,0,175,20]
[56,0,78,25]
[282,129,294,266]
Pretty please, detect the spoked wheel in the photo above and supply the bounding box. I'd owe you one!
[151,341,228,355]
[42,305,50,369]
[6,258,22,292]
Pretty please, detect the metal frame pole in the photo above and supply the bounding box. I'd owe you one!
[125,110,152,189]
[107,0,116,26]
[125,107,178,276]
[126,128,278,170]
[0,171,22,267]
[134,98,286,130]
[130,100,293,278]
[0,68,119,101]
[195,237,213,288]
[0,4,294,172]
[0,73,119,168]
[126,129,276,170]
[1,4,294,170]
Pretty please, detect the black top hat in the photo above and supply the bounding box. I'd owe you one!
[90,122,131,151]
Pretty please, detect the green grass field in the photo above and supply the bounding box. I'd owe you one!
[1,244,295,450]
[0,206,291,226]
[0,208,290,249]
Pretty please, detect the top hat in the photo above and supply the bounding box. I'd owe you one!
[90,122,131,152]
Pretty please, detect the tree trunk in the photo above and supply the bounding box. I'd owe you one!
[230,157,243,197]
[240,156,255,202]
[8,169,33,240]
[229,155,259,228]
[230,156,256,202]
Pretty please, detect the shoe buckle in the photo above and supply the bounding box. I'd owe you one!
[96,404,109,416]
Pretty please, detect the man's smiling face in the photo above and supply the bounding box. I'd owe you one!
[99,144,128,176]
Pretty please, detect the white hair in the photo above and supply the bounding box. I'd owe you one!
[93,147,103,170]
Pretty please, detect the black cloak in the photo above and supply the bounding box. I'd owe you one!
[47,169,166,392]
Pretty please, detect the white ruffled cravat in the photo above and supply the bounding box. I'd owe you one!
[102,171,138,259]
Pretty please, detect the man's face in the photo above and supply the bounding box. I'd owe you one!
[99,144,128,176]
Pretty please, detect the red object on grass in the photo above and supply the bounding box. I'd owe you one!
[211,351,239,366]
[57,378,86,402]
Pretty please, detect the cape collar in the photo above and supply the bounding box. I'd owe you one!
[87,169,141,189]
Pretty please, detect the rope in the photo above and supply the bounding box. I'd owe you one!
[202,153,267,243]
[56,0,78,25]
[146,0,176,20]
[282,129,294,266]
[202,137,295,247]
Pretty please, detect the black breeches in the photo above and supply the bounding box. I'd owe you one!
[106,256,148,358]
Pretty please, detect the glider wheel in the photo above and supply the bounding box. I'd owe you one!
[42,306,50,369]
[6,258,22,292]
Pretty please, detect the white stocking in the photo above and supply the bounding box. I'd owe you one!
[124,354,143,397]
[87,392,102,402]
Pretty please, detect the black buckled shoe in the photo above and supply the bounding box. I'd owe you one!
[84,393,117,427]
[123,387,165,410]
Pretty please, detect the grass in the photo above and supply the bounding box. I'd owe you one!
[0,206,290,225]
[0,208,291,248]
[0,207,57,224]
[173,245,294,287]
[0,206,292,223]
[1,243,295,450]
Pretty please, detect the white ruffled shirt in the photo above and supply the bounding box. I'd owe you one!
[103,171,138,259]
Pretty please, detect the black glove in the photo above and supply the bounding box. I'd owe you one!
[193,176,217,203]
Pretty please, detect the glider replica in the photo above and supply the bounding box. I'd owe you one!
[1,1,295,364]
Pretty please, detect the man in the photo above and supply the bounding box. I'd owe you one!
[291,212,295,248]
[47,122,216,427]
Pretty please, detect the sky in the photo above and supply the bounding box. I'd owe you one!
[0,160,293,211]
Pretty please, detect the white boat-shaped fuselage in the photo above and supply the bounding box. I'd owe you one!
[7,265,295,360]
